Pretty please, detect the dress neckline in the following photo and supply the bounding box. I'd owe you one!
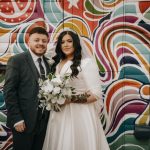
[56,60,72,75]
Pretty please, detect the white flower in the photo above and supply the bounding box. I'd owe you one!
[46,103,51,111]
[57,97,66,105]
[41,80,53,93]
[51,97,57,104]
[39,78,43,86]
[48,59,55,65]
[51,75,62,86]
[62,88,72,97]
[53,87,61,95]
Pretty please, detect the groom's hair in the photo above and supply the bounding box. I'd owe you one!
[29,27,49,37]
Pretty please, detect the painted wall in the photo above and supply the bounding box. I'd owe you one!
[0,0,150,149]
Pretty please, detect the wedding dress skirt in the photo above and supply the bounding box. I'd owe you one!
[42,58,110,150]
[43,103,110,150]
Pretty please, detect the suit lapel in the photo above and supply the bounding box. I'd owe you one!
[25,51,39,82]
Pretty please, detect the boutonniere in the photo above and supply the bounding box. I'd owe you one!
[48,58,55,65]
[45,47,56,65]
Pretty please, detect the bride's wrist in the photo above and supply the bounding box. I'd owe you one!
[71,94,88,103]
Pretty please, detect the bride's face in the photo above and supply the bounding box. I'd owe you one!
[61,34,75,59]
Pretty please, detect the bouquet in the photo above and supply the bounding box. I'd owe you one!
[38,73,75,111]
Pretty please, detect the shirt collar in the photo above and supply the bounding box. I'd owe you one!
[28,48,43,62]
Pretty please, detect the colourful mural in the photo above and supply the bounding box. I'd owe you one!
[0,0,150,149]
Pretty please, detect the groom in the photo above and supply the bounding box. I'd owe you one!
[3,27,50,150]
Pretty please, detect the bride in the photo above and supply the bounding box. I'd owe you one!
[42,29,110,150]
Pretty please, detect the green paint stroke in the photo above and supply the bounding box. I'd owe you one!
[85,0,108,15]
[95,55,105,73]
[0,112,6,123]
[0,74,5,83]
[110,133,149,150]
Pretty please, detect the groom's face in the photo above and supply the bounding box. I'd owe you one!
[28,33,49,56]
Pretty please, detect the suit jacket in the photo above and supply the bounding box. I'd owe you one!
[3,51,50,133]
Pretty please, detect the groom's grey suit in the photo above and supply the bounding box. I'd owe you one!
[3,51,50,150]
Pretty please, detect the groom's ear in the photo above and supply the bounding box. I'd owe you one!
[48,37,50,43]
[27,37,31,47]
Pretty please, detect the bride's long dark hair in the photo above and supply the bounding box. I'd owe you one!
[51,31,82,78]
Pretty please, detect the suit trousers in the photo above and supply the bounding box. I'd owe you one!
[12,109,49,150]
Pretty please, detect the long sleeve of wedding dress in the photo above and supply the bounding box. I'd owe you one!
[42,58,110,150]
[81,58,104,113]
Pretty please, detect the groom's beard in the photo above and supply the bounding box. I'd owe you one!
[30,46,47,56]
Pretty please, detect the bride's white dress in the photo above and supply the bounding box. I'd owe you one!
[42,58,110,150]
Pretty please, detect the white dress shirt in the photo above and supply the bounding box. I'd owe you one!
[29,49,46,76]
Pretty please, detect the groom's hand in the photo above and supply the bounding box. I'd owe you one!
[14,122,26,132]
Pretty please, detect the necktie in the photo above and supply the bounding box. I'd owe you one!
[37,57,45,80]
